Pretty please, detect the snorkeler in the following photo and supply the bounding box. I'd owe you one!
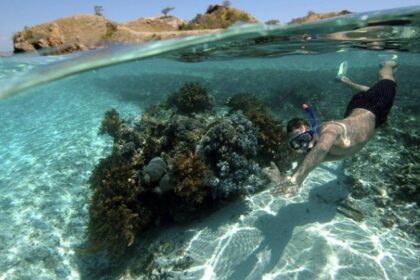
[264,60,397,196]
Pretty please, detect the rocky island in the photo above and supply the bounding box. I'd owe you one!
[12,5,256,55]
[12,5,351,55]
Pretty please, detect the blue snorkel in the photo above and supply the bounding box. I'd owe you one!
[289,103,320,151]
[302,103,319,139]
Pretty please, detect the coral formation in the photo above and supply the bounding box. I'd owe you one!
[227,93,293,171]
[167,82,214,114]
[226,92,267,113]
[172,152,209,204]
[99,109,122,140]
[198,112,263,198]
[161,114,209,153]
[87,82,290,258]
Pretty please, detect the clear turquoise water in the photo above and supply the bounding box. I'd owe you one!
[0,7,419,280]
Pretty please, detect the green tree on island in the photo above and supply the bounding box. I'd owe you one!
[161,7,175,17]
[94,5,103,16]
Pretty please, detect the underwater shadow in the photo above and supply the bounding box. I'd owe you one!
[74,198,252,280]
[230,179,348,279]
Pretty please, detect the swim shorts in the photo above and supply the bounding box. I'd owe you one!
[344,79,396,127]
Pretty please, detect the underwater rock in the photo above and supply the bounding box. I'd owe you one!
[142,157,167,185]
[155,173,176,194]
[336,201,364,222]
[380,210,398,228]
[167,82,214,114]
[392,163,420,205]
[173,255,194,271]
[344,175,371,199]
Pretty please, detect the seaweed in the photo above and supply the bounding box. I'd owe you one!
[88,154,151,257]
[99,109,122,140]
[161,114,209,154]
[226,92,269,115]
[167,82,214,114]
[172,152,209,205]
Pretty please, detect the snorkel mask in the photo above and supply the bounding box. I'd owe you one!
[289,103,320,151]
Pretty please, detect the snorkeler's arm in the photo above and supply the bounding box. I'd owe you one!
[339,76,369,92]
[290,129,339,186]
[269,129,339,196]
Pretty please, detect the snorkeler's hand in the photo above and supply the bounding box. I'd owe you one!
[263,162,282,182]
[263,162,300,197]
[271,176,300,197]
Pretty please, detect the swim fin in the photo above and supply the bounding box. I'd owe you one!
[336,61,348,80]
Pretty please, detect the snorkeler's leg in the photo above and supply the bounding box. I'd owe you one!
[379,60,397,82]
[339,76,370,92]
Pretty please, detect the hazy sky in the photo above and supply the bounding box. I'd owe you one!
[1,0,420,51]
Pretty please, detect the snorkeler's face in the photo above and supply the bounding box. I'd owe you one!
[288,125,315,152]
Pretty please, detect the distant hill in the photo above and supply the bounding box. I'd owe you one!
[179,4,257,30]
[288,10,352,25]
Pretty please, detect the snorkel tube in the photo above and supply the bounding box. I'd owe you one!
[302,103,319,138]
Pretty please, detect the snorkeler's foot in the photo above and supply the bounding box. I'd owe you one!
[379,59,398,76]
[335,61,348,80]
[383,60,397,68]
